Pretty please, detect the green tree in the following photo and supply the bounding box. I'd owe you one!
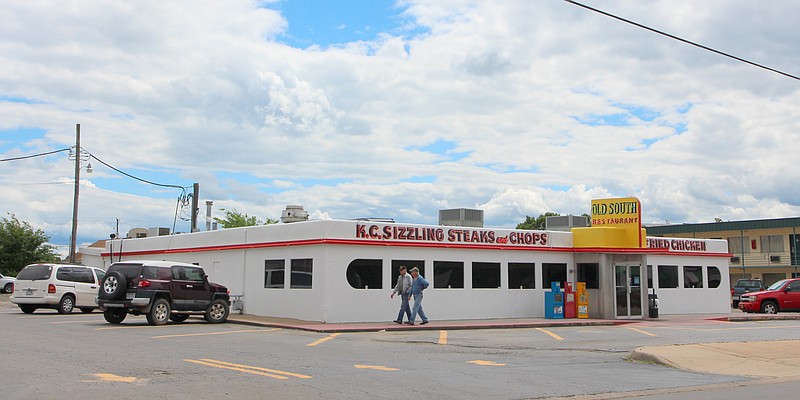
[516,212,560,230]
[0,213,60,275]
[213,209,278,228]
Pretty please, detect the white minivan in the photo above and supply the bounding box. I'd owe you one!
[11,263,105,314]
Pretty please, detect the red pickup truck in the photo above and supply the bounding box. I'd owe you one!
[738,278,800,314]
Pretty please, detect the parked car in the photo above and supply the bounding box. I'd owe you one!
[10,264,106,314]
[731,278,765,308]
[96,260,230,326]
[0,273,15,293]
[738,278,800,314]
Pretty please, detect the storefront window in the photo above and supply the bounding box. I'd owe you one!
[542,263,567,289]
[346,259,382,289]
[264,259,285,288]
[658,265,678,288]
[708,266,721,288]
[290,258,313,289]
[577,263,599,289]
[392,260,424,278]
[433,261,464,289]
[508,262,535,289]
[683,266,703,288]
[472,262,500,289]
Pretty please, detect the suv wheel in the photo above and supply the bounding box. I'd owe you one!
[100,271,127,300]
[58,295,75,314]
[2,283,12,293]
[204,299,230,324]
[104,308,127,324]
[761,301,778,314]
[146,298,171,326]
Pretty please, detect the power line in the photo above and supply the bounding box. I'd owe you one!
[2,145,193,228]
[86,151,190,190]
[0,148,70,162]
[564,0,800,81]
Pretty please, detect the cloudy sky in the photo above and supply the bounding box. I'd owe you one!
[2,0,800,250]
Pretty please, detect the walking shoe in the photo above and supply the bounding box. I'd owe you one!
[404,321,415,325]
[420,320,429,325]
[393,320,402,324]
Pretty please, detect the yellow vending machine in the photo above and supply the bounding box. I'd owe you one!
[577,282,589,319]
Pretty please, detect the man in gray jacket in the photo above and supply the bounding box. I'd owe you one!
[391,265,412,324]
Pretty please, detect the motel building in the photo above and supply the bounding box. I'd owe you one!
[646,217,800,287]
[81,198,732,323]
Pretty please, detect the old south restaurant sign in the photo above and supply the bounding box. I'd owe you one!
[355,224,549,246]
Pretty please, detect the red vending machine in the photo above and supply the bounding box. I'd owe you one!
[563,282,576,319]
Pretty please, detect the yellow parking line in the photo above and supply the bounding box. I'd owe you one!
[535,327,564,340]
[307,333,340,347]
[152,328,278,339]
[185,359,289,380]
[195,358,312,379]
[90,373,141,383]
[438,330,448,345]
[355,364,399,371]
[626,326,657,337]
[468,360,506,366]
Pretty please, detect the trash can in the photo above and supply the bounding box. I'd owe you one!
[231,294,244,314]
[648,291,659,318]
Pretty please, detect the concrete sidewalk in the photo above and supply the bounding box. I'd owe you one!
[631,340,800,379]
[226,313,629,333]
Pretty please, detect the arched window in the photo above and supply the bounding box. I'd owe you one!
[707,266,721,288]
[347,259,382,289]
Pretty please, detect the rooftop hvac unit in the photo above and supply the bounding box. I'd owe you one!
[545,215,589,232]
[281,205,309,223]
[439,208,484,227]
[147,227,171,237]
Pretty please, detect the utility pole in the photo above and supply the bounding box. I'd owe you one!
[191,182,199,232]
[69,124,80,264]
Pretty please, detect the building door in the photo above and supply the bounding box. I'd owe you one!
[615,264,642,319]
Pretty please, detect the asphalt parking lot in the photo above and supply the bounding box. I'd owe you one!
[3,294,800,400]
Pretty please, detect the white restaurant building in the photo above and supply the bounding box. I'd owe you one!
[81,209,731,323]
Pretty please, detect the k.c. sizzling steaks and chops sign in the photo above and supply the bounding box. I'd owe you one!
[355,224,549,246]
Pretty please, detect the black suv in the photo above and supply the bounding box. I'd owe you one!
[96,260,230,325]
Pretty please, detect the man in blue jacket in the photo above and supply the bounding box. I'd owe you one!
[406,267,429,325]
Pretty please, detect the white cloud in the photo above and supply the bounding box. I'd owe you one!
[2,0,800,246]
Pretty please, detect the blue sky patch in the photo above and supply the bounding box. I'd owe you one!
[0,95,43,104]
[267,0,426,48]
[403,175,436,184]
[0,127,50,152]
[573,113,631,127]
[477,163,537,174]
[614,103,659,122]
[408,138,471,162]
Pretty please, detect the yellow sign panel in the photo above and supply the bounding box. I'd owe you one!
[573,197,644,248]
[591,197,641,228]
